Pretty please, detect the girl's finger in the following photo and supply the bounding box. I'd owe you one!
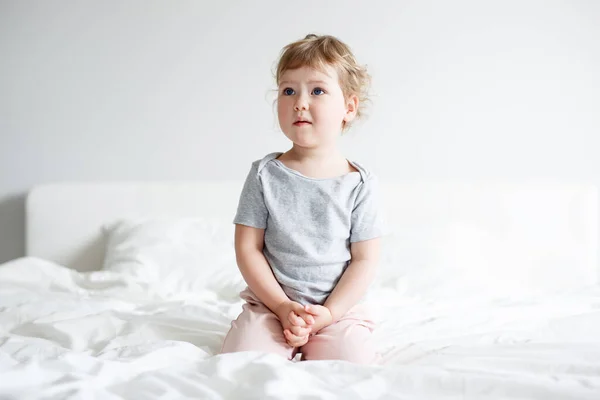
[296,336,309,346]
[290,325,310,337]
[293,304,314,323]
[287,311,298,325]
[299,311,315,325]
[284,330,306,347]
[295,312,308,326]
[284,329,300,340]
[304,305,319,316]
[284,329,295,342]
[288,311,306,327]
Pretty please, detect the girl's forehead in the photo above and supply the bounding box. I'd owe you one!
[279,65,339,84]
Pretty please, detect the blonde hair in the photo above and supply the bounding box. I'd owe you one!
[274,34,371,132]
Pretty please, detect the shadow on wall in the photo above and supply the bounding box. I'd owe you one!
[0,192,26,264]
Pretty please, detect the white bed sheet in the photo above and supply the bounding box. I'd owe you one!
[1,257,600,399]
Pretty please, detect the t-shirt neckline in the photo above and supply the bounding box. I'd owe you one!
[271,153,361,182]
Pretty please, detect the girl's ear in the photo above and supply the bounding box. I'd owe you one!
[344,94,359,122]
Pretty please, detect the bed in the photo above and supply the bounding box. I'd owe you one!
[1,181,600,399]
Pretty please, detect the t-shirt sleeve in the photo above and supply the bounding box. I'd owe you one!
[233,161,268,229]
[350,176,384,243]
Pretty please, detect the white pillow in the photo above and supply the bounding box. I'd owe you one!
[102,217,243,298]
[374,218,596,300]
[372,184,599,300]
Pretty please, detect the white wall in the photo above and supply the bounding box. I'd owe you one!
[1,0,599,263]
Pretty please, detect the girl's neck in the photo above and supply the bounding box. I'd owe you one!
[277,143,354,179]
[286,143,344,164]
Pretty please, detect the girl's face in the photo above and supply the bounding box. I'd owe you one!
[277,65,357,150]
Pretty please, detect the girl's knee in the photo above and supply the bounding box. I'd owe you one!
[301,324,377,364]
[221,326,294,359]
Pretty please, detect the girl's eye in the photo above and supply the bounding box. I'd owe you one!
[283,88,295,96]
[312,88,325,95]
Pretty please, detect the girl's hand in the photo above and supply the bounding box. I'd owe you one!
[274,300,314,347]
[283,326,310,347]
[303,304,334,333]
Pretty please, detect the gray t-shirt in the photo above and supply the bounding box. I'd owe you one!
[233,152,383,305]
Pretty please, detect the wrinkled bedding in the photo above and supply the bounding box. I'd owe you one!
[1,257,600,399]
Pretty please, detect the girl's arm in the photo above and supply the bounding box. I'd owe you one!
[234,224,290,313]
[323,237,381,322]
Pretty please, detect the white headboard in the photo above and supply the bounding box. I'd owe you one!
[26,182,599,285]
[27,182,245,272]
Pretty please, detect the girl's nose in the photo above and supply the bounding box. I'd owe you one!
[294,96,309,111]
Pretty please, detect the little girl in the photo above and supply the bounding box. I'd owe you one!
[221,34,383,364]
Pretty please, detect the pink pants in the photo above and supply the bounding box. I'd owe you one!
[221,288,379,364]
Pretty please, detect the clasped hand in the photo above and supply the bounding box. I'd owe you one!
[275,301,333,347]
